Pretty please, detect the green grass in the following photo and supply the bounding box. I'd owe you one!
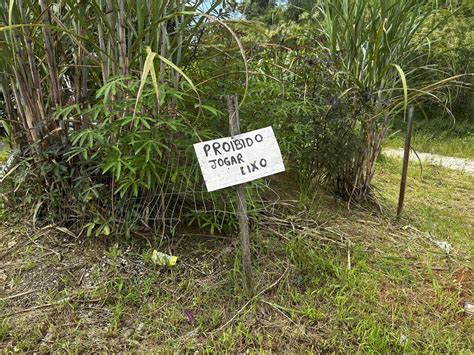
[0,138,10,163]
[375,155,474,256]
[0,157,473,352]
[0,321,11,342]
[385,117,474,159]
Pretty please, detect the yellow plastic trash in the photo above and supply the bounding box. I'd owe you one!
[151,250,177,266]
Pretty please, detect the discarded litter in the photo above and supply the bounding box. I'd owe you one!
[464,302,474,316]
[151,250,177,266]
[434,240,453,254]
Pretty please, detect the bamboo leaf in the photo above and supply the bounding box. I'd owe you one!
[156,53,200,99]
[392,63,408,119]
[133,46,157,119]
[8,0,14,26]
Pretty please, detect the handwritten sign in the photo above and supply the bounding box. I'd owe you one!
[194,126,285,192]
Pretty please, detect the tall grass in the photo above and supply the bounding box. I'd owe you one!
[0,0,256,236]
[0,0,224,150]
[314,0,469,199]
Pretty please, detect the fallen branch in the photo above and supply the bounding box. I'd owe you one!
[25,233,61,261]
[4,296,74,318]
[0,289,39,301]
[261,299,308,337]
[262,214,348,247]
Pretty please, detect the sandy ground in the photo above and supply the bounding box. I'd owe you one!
[383,148,474,174]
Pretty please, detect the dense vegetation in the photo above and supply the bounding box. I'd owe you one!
[0,0,472,235]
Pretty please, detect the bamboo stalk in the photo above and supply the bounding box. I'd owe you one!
[174,1,184,91]
[159,2,168,87]
[97,2,109,85]
[74,12,83,131]
[10,81,29,137]
[106,0,118,78]
[18,1,44,129]
[117,0,128,77]
[10,31,41,145]
[24,36,46,128]
[38,0,61,108]
[39,0,66,143]
[73,0,89,129]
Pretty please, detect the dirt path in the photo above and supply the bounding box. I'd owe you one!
[383,148,474,174]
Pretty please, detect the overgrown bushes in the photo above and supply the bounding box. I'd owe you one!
[0,1,255,237]
[237,0,470,199]
[0,0,472,236]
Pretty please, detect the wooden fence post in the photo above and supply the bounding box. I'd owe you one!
[227,95,254,294]
[397,106,415,218]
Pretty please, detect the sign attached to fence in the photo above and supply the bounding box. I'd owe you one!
[194,126,285,192]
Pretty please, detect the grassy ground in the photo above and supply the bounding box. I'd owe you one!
[0,155,472,352]
[385,117,474,159]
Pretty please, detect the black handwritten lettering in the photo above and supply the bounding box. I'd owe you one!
[240,166,246,175]
[255,134,263,142]
[250,161,259,172]
[204,144,211,157]
[234,139,243,150]
[209,153,248,170]
[212,142,221,156]
[260,158,267,167]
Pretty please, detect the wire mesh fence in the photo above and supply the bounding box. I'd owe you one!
[2,149,282,239]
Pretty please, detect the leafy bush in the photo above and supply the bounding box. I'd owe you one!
[238,0,470,199]
[4,72,267,237]
[0,1,263,237]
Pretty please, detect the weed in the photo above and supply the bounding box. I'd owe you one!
[0,320,11,341]
[110,300,125,333]
[0,152,472,352]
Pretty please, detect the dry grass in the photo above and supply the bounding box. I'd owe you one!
[0,156,473,352]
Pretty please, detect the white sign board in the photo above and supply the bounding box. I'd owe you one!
[194,126,285,192]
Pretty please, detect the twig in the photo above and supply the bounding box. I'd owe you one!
[218,268,288,331]
[77,270,86,286]
[182,261,208,276]
[25,232,61,261]
[0,240,33,261]
[0,289,39,301]
[347,242,351,270]
[36,224,78,239]
[4,296,74,318]
[260,300,308,338]
[411,147,423,179]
